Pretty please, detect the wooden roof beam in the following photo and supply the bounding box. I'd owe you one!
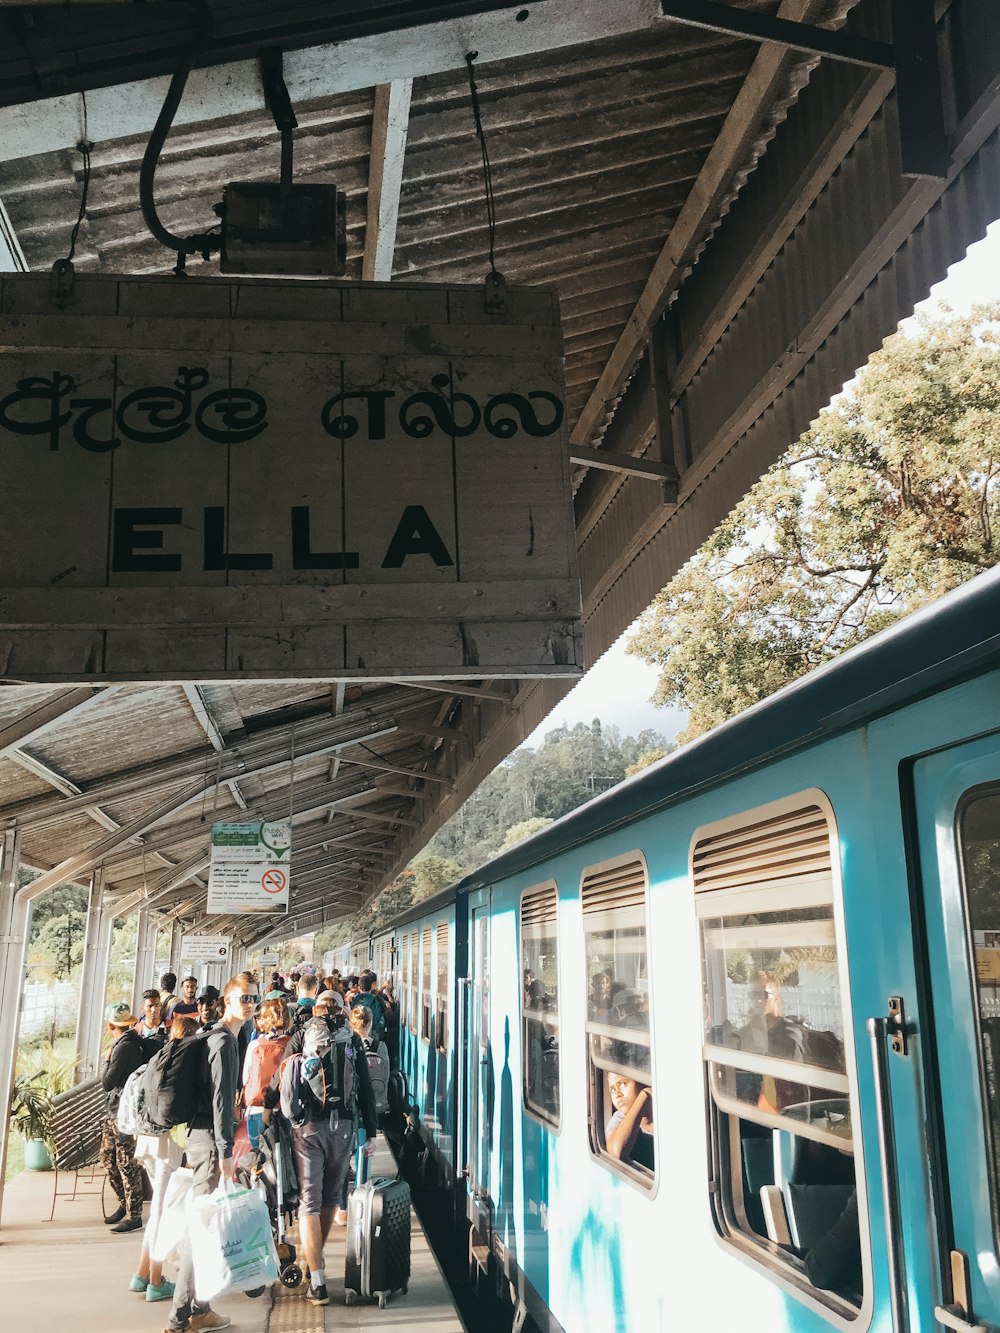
[571,0,829,454]
[362,80,413,282]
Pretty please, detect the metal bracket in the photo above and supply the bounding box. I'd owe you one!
[887,994,908,1056]
[50,257,75,307]
[259,46,298,191]
[660,0,948,180]
[484,269,507,315]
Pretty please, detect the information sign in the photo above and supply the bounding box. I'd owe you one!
[0,274,581,682]
[208,819,292,914]
[182,934,231,962]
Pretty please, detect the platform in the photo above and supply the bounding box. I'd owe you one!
[0,1140,465,1333]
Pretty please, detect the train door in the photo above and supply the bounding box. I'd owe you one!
[465,889,493,1246]
[912,734,1000,1332]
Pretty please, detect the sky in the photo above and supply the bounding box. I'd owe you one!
[523,220,1000,751]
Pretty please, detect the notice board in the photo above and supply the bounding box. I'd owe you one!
[0,274,582,681]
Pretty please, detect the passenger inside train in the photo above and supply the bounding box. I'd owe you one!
[605,1075,655,1171]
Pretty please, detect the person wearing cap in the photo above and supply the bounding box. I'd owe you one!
[99,1000,147,1232]
[169,974,200,1018]
[196,986,220,1029]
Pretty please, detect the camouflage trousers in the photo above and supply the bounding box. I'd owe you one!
[99,1115,144,1219]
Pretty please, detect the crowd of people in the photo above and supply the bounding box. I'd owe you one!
[99,964,398,1331]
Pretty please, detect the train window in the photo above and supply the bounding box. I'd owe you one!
[581,855,654,1186]
[401,933,409,1030]
[409,932,418,1034]
[421,925,432,1042]
[693,794,865,1319]
[521,882,560,1128]
[436,922,449,1053]
[957,786,1000,1241]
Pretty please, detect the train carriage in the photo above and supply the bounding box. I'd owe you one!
[347,565,1000,1333]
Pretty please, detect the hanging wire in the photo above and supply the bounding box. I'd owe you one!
[288,724,296,823]
[66,92,92,264]
[465,52,499,278]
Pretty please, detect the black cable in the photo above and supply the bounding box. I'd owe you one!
[66,92,92,264]
[465,52,498,277]
[139,0,222,265]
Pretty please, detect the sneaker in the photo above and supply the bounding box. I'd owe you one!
[111,1216,144,1233]
[129,1274,150,1293]
[333,1208,349,1226]
[306,1284,329,1306]
[188,1313,231,1332]
[146,1280,176,1303]
[104,1207,126,1225]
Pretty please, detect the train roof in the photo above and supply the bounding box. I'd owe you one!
[445,566,1000,897]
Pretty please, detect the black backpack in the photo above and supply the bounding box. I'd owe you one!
[142,1031,208,1128]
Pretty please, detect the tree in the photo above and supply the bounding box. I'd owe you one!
[412,855,463,901]
[499,817,554,850]
[628,303,1000,743]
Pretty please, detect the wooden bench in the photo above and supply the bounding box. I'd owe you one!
[48,1076,108,1221]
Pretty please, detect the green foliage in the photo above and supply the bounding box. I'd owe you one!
[10,1072,50,1143]
[412,854,463,900]
[625,748,670,776]
[429,720,672,870]
[30,912,86,981]
[627,304,1000,741]
[499,817,554,850]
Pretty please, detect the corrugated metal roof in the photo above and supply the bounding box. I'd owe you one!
[8,0,985,949]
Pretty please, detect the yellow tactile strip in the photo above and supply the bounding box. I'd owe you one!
[265,1277,326,1333]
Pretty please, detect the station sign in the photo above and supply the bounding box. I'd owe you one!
[0,274,582,682]
[259,951,280,968]
[207,819,292,915]
[182,934,231,963]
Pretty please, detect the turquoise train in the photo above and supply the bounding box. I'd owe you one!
[340,566,1000,1333]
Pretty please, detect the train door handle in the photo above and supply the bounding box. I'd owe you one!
[935,1250,996,1333]
[868,999,910,1333]
[935,1306,991,1333]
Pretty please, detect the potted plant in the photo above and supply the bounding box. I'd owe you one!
[10,1069,53,1170]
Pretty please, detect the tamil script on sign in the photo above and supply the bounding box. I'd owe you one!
[211,820,291,863]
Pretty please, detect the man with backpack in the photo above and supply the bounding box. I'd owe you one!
[277,990,378,1307]
[160,973,258,1333]
[100,1001,149,1232]
[351,971,386,1042]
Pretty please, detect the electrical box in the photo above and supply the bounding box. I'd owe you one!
[219,182,347,276]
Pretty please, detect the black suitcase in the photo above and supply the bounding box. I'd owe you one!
[344,1176,411,1308]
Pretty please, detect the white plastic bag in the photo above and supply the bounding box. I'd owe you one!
[190,1183,279,1301]
[150,1166,195,1263]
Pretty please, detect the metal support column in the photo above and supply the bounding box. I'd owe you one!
[168,918,183,976]
[131,906,157,1014]
[74,872,115,1084]
[0,829,23,1210]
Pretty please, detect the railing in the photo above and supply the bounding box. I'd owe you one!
[725,983,843,1032]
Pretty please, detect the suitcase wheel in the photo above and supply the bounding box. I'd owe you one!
[244,1287,266,1299]
[378,1294,387,1310]
[280,1264,303,1289]
[345,1290,356,1306]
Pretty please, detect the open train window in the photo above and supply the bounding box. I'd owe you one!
[521,882,560,1128]
[435,921,449,1053]
[401,933,409,1031]
[693,792,867,1322]
[582,854,655,1188]
[421,925,432,1043]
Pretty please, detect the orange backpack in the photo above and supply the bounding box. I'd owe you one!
[243,1034,290,1108]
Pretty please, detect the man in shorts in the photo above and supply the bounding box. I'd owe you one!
[288,993,378,1306]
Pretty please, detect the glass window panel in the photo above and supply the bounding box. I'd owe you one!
[582,861,654,1184]
[522,887,560,1125]
[959,789,1000,1225]
[702,905,846,1076]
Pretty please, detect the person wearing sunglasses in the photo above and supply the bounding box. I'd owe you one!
[161,975,258,1333]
